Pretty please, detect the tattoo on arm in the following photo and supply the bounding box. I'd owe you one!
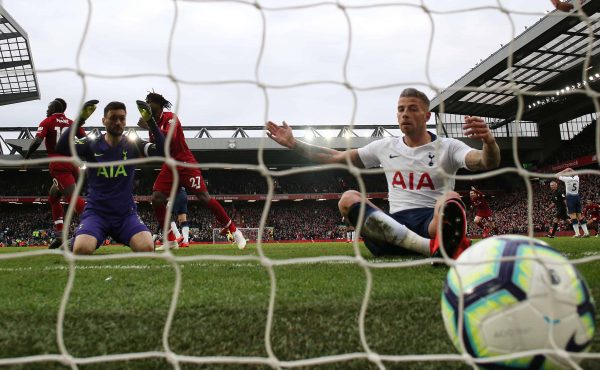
[467,142,500,171]
[293,140,341,164]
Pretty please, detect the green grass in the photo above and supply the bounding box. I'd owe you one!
[0,238,599,369]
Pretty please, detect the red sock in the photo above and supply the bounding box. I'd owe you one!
[207,198,236,232]
[168,230,175,241]
[49,194,64,232]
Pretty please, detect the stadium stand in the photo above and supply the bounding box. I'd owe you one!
[1,166,597,246]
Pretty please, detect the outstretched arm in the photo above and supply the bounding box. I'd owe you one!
[136,100,164,156]
[463,116,500,171]
[266,121,365,168]
[23,136,44,159]
[56,100,99,157]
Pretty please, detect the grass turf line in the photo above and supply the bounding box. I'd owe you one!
[0,238,598,370]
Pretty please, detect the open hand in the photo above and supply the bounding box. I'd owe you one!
[79,99,99,122]
[266,121,297,149]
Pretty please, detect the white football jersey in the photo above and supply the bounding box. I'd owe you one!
[358,134,474,213]
[559,175,580,195]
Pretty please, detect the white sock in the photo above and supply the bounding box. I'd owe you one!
[182,226,189,243]
[171,222,181,238]
[581,222,589,235]
[573,222,581,235]
[362,210,430,256]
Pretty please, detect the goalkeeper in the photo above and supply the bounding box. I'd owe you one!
[56,100,165,254]
[267,88,500,259]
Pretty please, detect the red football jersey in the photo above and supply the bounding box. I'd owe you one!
[470,191,492,213]
[583,203,600,219]
[150,112,197,163]
[35,113,86,157]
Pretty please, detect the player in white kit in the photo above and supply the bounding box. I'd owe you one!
[267,88,500,259]
[558,168,590,237]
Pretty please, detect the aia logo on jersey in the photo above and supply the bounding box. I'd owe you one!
[392,171,434,190]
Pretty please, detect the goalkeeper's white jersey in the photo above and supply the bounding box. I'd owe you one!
[358,133,473,214]
[559,175,580,195]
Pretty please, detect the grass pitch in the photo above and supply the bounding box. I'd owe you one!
[0,238,598,370]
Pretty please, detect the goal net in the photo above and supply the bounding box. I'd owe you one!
[212,227,274,243]
[0,0,598,369]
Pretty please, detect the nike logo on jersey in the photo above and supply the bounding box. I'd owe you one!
[94,153,103,157]
[389,154,400,159]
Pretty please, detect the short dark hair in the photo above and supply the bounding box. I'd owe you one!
[104,101,126,116]
[146,92,172,110]
[399,88,430,109]
[53,98,67,113]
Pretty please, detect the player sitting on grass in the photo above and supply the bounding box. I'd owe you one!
[267,88,500,259]
[56,100,165,254]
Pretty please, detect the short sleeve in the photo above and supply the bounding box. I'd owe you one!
[35,118,50,139]
[448,138,474,170]
[357,138,385,168]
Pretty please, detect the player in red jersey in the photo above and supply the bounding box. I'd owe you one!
[583,199,600,237]
[23,98,87,249]
[469,187,498,238]
[137,92,246,249]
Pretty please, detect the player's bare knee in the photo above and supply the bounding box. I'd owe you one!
[72,235,98,255]
[130,232,153,252]
[338,190,362,215]
[134,242,153,252]
[73,243,95,255]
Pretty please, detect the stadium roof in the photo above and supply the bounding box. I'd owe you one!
[0,123,542,168]
[431,0,600,128]
[0,5,39,105]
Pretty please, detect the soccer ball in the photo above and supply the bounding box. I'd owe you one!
[441,235,595,369]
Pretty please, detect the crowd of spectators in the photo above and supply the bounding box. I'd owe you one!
[465,174,600,236]
[0,168,598,245]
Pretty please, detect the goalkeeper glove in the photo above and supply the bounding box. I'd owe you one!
[136,100,155,123]
[80,99,99,120]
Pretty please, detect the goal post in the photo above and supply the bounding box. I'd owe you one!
[212,227,274,244]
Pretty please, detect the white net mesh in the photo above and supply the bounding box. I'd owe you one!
[0,0,599,369]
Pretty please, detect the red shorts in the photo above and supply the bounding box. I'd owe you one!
[476,209,493,218]
[49,162,79,191]
[152,164,207,194]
